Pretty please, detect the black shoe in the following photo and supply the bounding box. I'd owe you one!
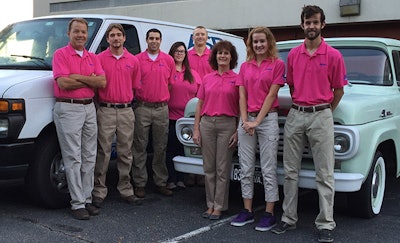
[202,211,211,218]
[209,214,221,220]
[71,208,90,220]
[92,196,103,208]
[85,203,100,216]
[122,195,142,206]
[318,229,334,242]
[271,221,296,234]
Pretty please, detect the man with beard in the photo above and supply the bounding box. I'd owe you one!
[271,5,347,243]
[93,24,141,207]
[132,28,175,198]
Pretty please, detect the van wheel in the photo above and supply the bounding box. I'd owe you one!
[26,133,70,208]
[348,151,386,218]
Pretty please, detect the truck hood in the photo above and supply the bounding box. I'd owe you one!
[0,70,53,98]
[278,84,400,125]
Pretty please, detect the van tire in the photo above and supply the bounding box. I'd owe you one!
[348,151,386,218]
[26,133,70,208]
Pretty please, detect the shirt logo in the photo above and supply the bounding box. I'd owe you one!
[320,63,327,66]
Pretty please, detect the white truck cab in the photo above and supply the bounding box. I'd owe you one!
[0,14,246,208]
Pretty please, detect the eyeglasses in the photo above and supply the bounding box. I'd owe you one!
[175,50,186,54]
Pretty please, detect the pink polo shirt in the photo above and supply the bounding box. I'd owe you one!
[197,70,239,117]
[286,38,348,106]
[188,48,213,79]
[97,48,141,103]
[135,50,175,102]
[52,43,105,99]
[236,58,285,112]
[168,68,201,120]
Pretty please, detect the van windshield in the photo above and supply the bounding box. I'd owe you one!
[279,47,392,86]
[0,18,102,70]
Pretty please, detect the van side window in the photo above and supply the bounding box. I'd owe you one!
[392,50,400,86]
[96,24,140,55]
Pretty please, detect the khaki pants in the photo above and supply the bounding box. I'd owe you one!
[200,115,236,211]
[132,104,169,187]
[93,106,135,199]
[238,112,279,202]
[53,102,97,210]
[282,108,336,230]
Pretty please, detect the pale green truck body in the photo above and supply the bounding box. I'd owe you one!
[174,37,400,218]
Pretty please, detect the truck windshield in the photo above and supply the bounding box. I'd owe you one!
[279,47,392,86]
[0,18,102,70]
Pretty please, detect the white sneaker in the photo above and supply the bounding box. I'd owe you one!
[176,181,186,189]
[166,182,177,190]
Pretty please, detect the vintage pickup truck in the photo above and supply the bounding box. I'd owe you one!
[173,37,400,218]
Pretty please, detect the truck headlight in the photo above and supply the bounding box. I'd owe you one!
[334,134,350,153]
[0,119,8,138]
[0,99,26,139]
[175,117,196,147]
[333,126,359,160]
[181,126,193,141]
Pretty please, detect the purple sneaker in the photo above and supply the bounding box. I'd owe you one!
[230,209,255,227]
[255,212,276,231]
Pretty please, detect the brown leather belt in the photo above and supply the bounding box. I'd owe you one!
[100,102,132,108]
[248,108,277,117]
[56,98,93,105]
[137,101,167,108]
[291,104,331,112]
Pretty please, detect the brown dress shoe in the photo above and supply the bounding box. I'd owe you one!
[85,203,100,216]
[122,195,143,205]
[71,208,90,220]
[134,187,146,198]
[156,186,173,196]
[92,196,103,208]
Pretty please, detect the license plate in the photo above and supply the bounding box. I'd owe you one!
[231,164,263,184]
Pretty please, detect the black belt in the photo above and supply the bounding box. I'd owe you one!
[291,104,331,112]
[248,108,277,117]
[100,102,132,108]
[56,98,93,105]
[137,101,167,108]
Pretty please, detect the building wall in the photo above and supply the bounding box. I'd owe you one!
[33,0,400,40]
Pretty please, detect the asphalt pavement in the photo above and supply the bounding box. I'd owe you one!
[1,170,400,243]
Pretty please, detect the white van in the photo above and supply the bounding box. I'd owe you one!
[0,14,246,208]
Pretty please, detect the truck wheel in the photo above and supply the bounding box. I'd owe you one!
[26,133,70,208]
[348,151,386,218]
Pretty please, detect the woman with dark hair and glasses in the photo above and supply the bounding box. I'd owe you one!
[192,40,239,220]
[166,42,201,190]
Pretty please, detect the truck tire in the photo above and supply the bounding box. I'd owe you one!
[26,132,70,208]
[348,151,386,218]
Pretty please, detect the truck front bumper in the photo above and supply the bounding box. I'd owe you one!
[173,155,365,192]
